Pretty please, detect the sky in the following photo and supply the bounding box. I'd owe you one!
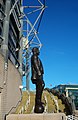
[23,0,78,90]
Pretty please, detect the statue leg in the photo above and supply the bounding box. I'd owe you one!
[35,79,45,105]
[34,79,45,113]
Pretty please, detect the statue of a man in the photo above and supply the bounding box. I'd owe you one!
[31,47,45,113]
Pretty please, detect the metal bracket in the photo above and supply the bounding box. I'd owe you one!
[0,36,4,45]
[0,9,6,22]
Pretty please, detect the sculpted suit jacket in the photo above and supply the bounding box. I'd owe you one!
[31,54,44,84]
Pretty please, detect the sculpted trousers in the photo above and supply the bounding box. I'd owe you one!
[35,78,45,105]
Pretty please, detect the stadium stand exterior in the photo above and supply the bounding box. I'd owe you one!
[0,0,22,120]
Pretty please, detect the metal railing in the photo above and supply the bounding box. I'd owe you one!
[66,115,78,120]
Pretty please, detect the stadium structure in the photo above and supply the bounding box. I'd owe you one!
[53,84,78,110]
[0,0,46,120]
[0,0,78,120]
[0,0,23,120]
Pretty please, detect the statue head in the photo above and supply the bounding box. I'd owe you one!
[32,47,40,55]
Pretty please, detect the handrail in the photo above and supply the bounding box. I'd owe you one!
[5,90,22,120]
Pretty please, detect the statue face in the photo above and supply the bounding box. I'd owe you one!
[32,47,40,55]
[36,49,40,55]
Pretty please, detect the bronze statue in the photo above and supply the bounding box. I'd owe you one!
[31,47,45,113]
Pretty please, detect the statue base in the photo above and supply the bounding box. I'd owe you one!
[6,113,66,120]
[34,104,44,113]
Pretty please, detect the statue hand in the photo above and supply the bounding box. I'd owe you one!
[38,75,42,80]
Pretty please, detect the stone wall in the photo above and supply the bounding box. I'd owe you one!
[0,54,22,119]
[6,60,22,113]
[0,54,4,88]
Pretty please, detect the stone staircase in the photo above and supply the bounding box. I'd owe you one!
[24,91,35,114]
[6,90,78,120]
[15,91,29,114]
[15,90,68,114]
[43,90,65,113]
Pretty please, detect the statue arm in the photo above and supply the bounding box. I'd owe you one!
[33,55,41,76]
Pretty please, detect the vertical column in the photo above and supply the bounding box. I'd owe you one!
[26,48,30,91]
[1,0,11,64]
[26,21,30,91]
[19,5,23,76]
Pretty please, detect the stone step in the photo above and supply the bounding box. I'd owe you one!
[75,110,78,118]
[6,113,66,120]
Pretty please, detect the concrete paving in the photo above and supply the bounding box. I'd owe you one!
[6,113,66,120]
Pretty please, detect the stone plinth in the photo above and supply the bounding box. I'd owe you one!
[6,113,66,120]
[75,110,78,117]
